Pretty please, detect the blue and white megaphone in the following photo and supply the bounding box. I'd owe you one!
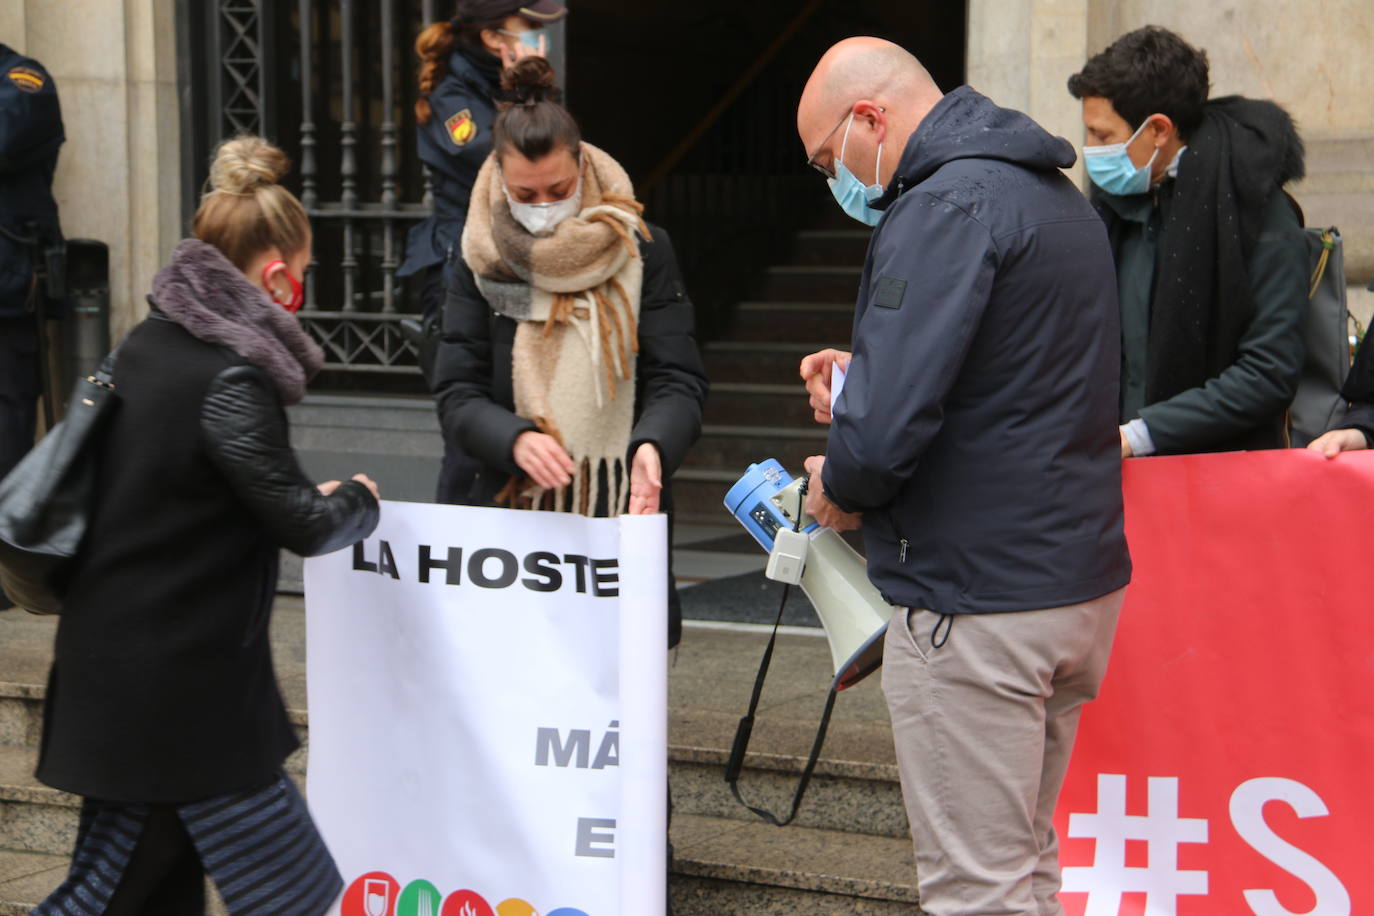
[725,459,891,690]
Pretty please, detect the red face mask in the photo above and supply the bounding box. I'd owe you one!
[262,260,305,314]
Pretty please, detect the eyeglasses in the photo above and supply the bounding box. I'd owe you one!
[804,109,853,180]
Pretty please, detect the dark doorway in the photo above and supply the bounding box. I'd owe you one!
[565,0,967,339]
[176,1,966,393]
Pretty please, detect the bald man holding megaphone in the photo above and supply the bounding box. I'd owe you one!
[794,37,1132,916]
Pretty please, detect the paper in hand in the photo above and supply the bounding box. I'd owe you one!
[830,360,847,411]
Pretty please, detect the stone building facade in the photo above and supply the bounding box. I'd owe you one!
[4,0,1371,338]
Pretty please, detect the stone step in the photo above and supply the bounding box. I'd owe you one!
[756,265,864,303]
[671,813,922,914]
[0,849,67,916]
[0,822,921,916]
[681,424,829,473]
[788,229,873,265]
[703,341,839,385]
[0,745,77,857]
[703,381,816,428]
[670,468,739,519]
[725,301,855,344]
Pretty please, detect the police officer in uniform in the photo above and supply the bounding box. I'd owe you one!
[0,44,65,609]
[401,0,567,502]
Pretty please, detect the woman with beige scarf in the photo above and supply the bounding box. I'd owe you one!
[432,57,708,642]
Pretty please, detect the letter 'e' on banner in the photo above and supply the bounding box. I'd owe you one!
[304,501,668,916]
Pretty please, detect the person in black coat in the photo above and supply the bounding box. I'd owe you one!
[431,58,707,646]
[0,45,65,610]
[401,0,568,503]
[33,137,379,916]
[1309,293,1374,457]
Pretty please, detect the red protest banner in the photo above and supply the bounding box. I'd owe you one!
[1056,449,1374,916]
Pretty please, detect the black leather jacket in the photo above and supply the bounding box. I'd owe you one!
[201,362,379,555]
[37,315,377,803]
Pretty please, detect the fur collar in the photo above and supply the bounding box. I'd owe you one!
[149,239,323,405]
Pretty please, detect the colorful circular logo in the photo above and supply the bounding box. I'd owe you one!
[342,872,402,916]
[398,880,444,916]
[343,872,586,916]
[441,890,496,916]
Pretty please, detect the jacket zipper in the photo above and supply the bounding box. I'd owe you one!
[888,511,910,564]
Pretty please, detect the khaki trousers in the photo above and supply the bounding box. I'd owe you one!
[882,588,1126,916]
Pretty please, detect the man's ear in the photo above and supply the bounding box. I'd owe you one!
[852,100,887,144]
[1147,113,1178,148]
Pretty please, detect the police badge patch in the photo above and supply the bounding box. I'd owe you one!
[445,108,477,148]
[6,66,45,93]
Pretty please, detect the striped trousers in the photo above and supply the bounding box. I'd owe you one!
[34,772,343,915]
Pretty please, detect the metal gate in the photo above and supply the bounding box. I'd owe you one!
[178,0,448,390]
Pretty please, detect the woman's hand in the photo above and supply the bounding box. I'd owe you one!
[351,474,381,500]
[318,475,381,500]
[1307,428,1368,458]
[514,431,575,490]
[629,442,663,515]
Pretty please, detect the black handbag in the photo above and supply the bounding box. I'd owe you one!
[0,350,119,614]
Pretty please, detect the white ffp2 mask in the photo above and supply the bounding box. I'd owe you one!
[504,182,583,236]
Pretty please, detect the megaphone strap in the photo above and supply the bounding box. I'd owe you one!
[723,475,840,827]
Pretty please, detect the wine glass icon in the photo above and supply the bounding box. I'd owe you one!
[364,878,391,916]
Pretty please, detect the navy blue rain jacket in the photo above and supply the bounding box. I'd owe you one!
[822,86,1131,616]
[398,45,500,279]
[0,44,64,317]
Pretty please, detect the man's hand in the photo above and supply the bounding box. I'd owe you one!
[628,442,663,515]
[802,456,862,531]
[1307,427,1368,458]
[513,431,575,490]
[799,349,852,425]
[1119,428,1133,459]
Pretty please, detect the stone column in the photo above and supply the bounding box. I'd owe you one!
[9,0,182,342]
[966,0,1093,185]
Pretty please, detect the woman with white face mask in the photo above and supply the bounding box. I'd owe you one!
[433,57,707,626]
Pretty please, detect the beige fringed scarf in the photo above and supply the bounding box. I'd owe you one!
[462,142,650,516]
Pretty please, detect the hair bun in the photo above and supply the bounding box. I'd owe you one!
[499,57,561,108]
[209,136,291,195]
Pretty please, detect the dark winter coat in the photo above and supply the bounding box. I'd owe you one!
[36,298,378,803]
[398,45,500,279]
[432,225,708,509]
[0,44,64,318]
[1097,97,1308,454]
[822,86,1132,616]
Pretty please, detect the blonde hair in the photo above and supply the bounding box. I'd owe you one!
[192,136,310,270]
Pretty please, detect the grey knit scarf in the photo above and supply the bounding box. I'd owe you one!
[150,239,323,405]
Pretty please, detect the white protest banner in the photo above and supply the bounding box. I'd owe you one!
[304,500,667,916]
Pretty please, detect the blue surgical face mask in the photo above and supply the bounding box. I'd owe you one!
[827,113,885,227]
[1083,119,1159,197]
[500,28,546,52]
